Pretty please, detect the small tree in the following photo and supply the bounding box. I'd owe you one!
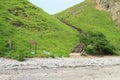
[80,31,115,55]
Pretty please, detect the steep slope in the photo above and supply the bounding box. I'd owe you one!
[55,0,120,55]
[0,0,78,60]
[95,0,120,27]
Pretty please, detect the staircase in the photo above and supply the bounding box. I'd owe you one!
[59,18,83,34]
[70,43,85,57]
[57,18,85,57]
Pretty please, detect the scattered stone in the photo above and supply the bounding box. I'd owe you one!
[0,57,120,69]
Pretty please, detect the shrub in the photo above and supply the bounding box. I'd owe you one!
[0,39,9,56]
[80,31,115,55]
[15,53,25,61]
[85,45,96,55]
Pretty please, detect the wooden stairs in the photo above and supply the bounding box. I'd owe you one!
[70,43,85,57]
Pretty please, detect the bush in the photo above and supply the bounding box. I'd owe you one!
[15,53,25,61]
[80,31,115,55]
[85,45,96,55]
[0,39,9,56]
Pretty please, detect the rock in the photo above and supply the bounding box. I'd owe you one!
[1,57,120,69]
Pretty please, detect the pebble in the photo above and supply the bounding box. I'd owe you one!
[0,57,120,70]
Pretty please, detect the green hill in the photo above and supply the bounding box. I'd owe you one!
[55,0,120,55]
[0,0,78,60]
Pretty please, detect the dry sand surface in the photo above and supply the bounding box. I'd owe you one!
[0,57,120,80]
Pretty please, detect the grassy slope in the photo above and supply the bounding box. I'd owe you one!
[113,0,120,2]
[55,0,120,55]
[0,0,78,59]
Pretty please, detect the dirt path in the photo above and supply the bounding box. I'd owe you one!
[0,57,120,80]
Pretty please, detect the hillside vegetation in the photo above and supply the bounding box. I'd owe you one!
[114,0,120,2]
[55,0,120,55]
[0,0,78,60]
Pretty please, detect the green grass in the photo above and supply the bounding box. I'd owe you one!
[0,0,78,60]
[113,0,120,2]
[55,0,120,55]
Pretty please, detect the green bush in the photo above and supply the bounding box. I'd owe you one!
[85,45,96,55]
[80,31,115,55]
[0,39,9,56]
[14,53,25,61]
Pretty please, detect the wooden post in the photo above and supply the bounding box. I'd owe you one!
[29,40,37,54]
